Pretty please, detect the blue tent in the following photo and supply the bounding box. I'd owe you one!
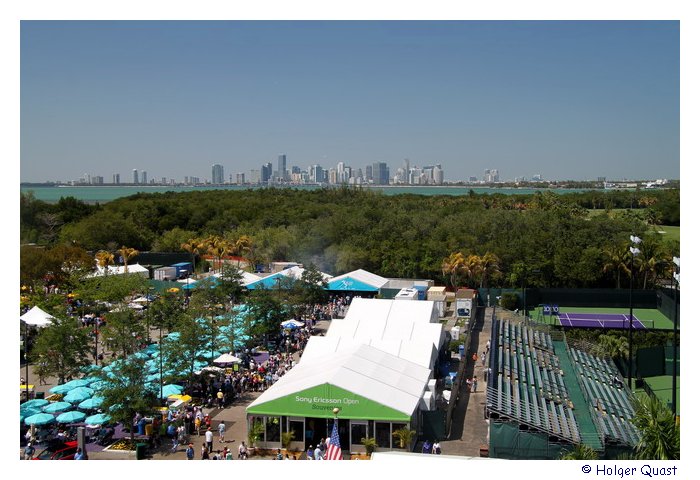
[326,277,380,292]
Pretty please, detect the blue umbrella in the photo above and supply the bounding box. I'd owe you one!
[63,379,91,389]
[145,373,162,383]
[78,397,104,410]
[49,384,74,395]
[64,388,94,404]
[42,401,73,413]
[82,376,102,385]
[24,413,57,426]
[56,411,86,424]
[21,399,49,410]
[20,408,42,422]
[85,413,111,425]
[160,384,183,398]
[90,381,108,391]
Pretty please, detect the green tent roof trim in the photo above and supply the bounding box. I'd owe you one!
[246,383,411,422]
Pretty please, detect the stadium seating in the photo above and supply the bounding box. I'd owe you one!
[568,347,640,446]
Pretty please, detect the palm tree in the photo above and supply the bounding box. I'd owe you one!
[391,427,416,451]
[209,237,233,273]
[594,334,629,360]
[181,238,201,275]
[442,252,467,290]
[479,252,501,288]
[117,246,139,274]
[234,235,253,269]
[602,244,631,289]
[636,240,663,289]
[95,250,115,276]
[560,444,599,460]
[465,254,483,288]
[631,394,680,460]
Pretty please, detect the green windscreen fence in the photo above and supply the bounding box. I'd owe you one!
[478,288,659,310]
[489,422,567,460]
[657,288,680,327]
[636,346,666,378]
[420,410,445,442]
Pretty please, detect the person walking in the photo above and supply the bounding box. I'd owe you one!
[205,427,214,453]
[306,445,314,460]
[432,440,442,455]
[201,443,209,460]
[481,352,486,366]
[218,420,226,443]
[23,443,35,460]
[238,441,248,459]
[185,443,195,460]
[472,376,478,393]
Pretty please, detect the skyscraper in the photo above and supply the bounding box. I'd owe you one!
[277,154,287,181]
[212,164,224,184]
[133,169,139,184]
[141,170,147,184]
[372,162,389,185]
[261,162,273,183]
[113,173,120,184]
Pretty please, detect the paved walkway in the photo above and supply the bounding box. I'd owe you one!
[440,306,492,457]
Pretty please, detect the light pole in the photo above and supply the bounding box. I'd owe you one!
[628,235,642,388]
[23,321,29,401]
[159,325,163,402]
[672,256,679,418]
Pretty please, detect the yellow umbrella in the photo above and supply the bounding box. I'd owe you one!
[21,285,28,291]
[66,293,76,298]
[168,394,192,402]
[167,287,180,293]
[20,296,29,303]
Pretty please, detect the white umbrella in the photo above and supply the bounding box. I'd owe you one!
[213,353,242,365]
[280,319,305,328]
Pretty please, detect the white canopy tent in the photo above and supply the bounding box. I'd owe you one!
[213,353,242,365]
[20,306,55,327]
[87,263,149,278]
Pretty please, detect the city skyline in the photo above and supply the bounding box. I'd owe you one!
[20,21,679,182]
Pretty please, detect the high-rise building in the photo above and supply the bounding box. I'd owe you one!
[141,170,147,184]
[277,154,287,181]
[261,162,273,183]
[432,165,444,185]
[212,164,224,184]
[365,165,373,182]
[484,169,500,183]
[372,162,389,185]
[133,169,139,184]
[236,172,245,184]
[113,173,120,184]
[311,165,324,183]
[249,169,261,184]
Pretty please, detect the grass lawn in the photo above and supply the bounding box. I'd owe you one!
[651,225,680,244]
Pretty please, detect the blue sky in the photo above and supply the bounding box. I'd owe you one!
[20,21,679,182]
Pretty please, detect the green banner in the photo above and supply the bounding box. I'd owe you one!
[246,383,412,422]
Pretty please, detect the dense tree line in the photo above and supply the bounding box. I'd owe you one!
[20,187,680,289]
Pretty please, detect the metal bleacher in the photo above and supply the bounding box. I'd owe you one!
[487,318,583,445]
[567,346,640,446]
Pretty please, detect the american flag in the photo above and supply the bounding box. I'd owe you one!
[324,419,343,460]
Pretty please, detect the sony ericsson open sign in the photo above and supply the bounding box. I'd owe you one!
[295,395,360,411]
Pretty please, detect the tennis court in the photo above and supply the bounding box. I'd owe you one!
[535,306,673,330]
[634,375,680,415]
[559,312,646,329]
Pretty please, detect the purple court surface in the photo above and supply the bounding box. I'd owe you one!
[558,312,646,329]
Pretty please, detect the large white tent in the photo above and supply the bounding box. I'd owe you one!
[309,298,444,369]
[248,344,431,420]
[20,306,55,327]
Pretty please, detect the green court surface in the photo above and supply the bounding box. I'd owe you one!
[634,375,680,415]
[533,306,673,330]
